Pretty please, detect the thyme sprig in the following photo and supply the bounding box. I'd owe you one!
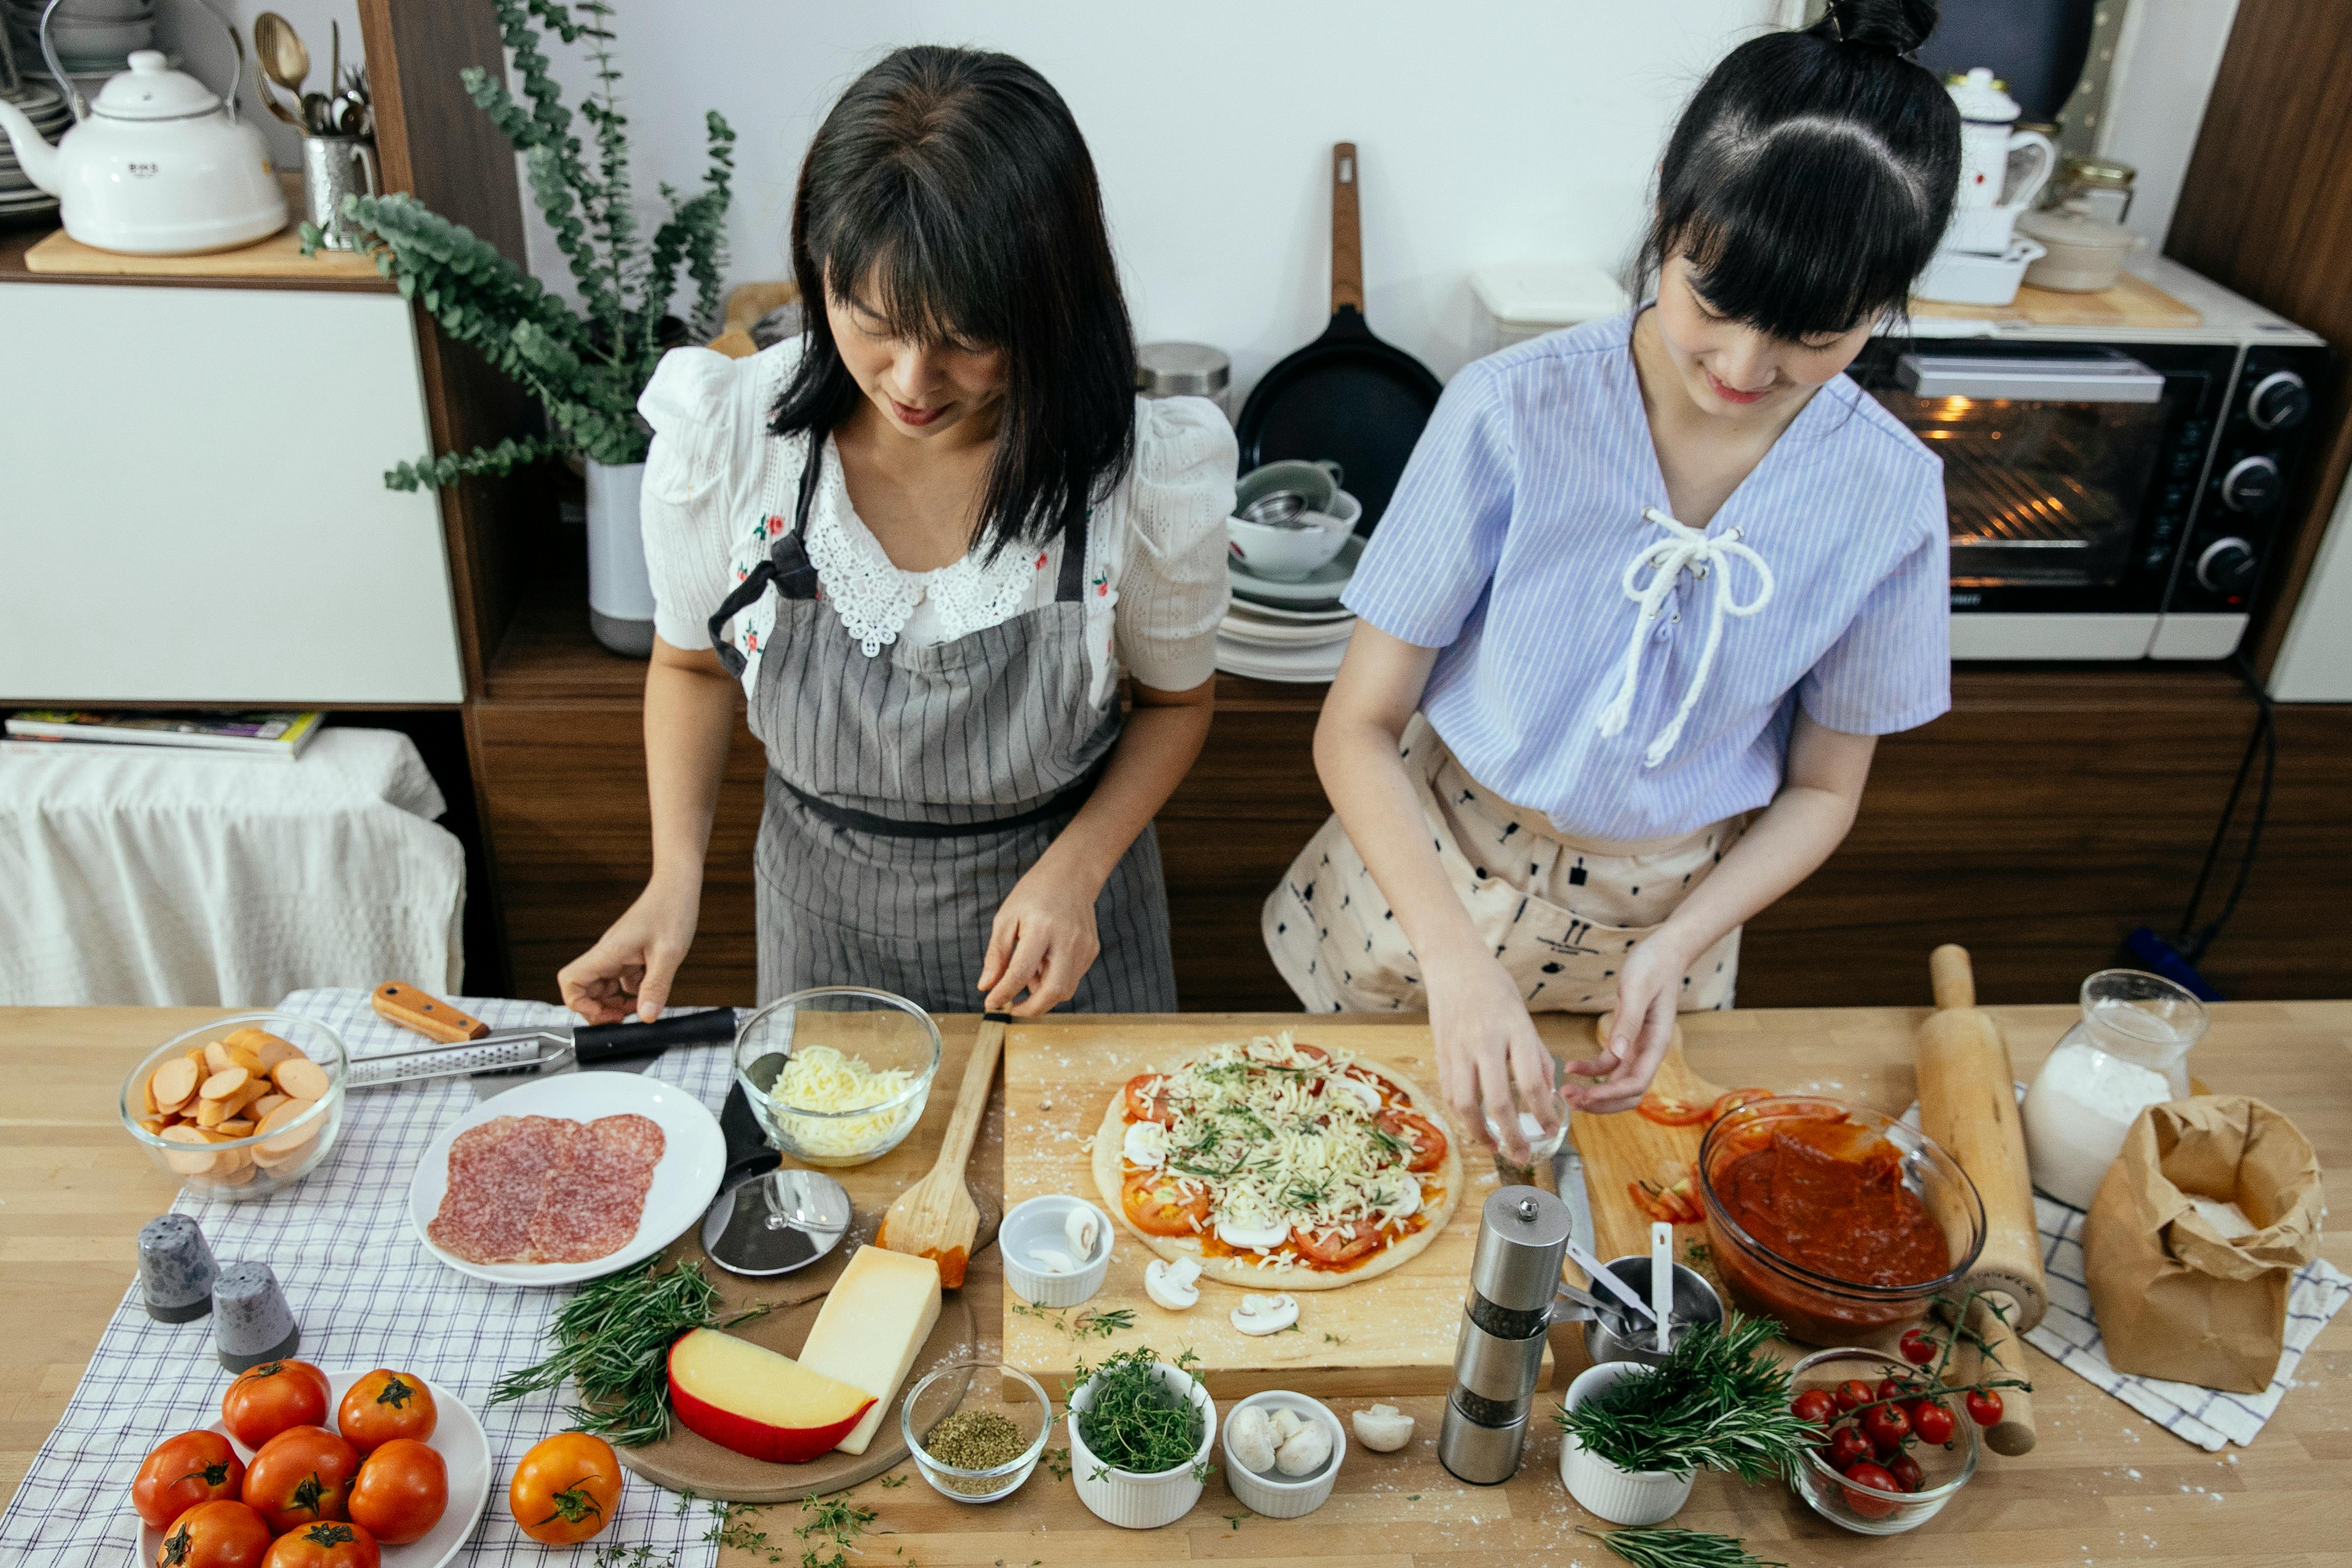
[1577,1526,1786,1568]
[1552,1314,1814,1482]
[1066,1347,1213,1482]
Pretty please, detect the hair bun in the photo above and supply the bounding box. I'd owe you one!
[1818,0,1936,54]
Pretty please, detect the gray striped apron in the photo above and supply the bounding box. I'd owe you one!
[708,436,1177,1013]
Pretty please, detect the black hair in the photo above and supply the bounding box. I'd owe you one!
[1639,0,1960,341]
[769,45,1136,560]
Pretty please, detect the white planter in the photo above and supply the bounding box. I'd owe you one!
[1066,1361,1217,1529]
[1557,1361,1696,1527]
[585,457,655,656]
[1220,1390,1344,1519]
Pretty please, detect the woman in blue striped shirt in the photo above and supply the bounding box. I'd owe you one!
[1265,0,1962,1157]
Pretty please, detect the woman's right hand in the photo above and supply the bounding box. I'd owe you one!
[557,874,704,1024]
[1425,943,1562,1166]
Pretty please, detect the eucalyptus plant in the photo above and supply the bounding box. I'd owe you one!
[302,0,734,488]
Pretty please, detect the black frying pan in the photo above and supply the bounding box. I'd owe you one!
[1236,142,1444,534]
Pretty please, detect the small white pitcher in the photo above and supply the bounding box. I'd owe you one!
[1945,67,2056,255]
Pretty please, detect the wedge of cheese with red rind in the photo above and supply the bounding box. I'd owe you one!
[795,1246,942,1454]
[667,1328,876,1463]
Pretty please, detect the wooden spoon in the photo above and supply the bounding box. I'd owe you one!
[873,1011,1006,1289]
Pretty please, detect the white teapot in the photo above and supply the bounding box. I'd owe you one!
[0,0,287,255]
[1943,67,2056,256]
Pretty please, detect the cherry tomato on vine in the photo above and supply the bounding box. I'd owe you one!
[1861,1402,1911,1454]
[1833,1378,1875,1414]
[1876,1376,1915,1405]
[1911,1398,1956,1446]
[1790,1389,1836,1429]
[1838,1461,1904,1520]
[1966,1389,2005,1426]
[1886,1452,1927,1493]
[1827,1425,1874,1470]
[1898,1328,1938,1365]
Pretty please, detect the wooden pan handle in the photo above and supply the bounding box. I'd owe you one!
[1930,943,1976,1009]
[371,982,487,1043]
[1331,142,1364,315]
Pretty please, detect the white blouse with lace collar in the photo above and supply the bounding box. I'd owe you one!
[636,338,1236,708]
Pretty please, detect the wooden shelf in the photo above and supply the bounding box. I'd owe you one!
[0,215,393,294]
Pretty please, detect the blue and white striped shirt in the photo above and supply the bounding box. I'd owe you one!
[1343,311,1950,842]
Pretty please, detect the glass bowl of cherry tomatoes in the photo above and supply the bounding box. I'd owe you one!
[1786,1347,1980,1535]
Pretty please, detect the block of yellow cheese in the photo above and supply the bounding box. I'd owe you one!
[796,1245,943,1454]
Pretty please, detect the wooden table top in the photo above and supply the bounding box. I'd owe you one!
[8,1001,2349,1567]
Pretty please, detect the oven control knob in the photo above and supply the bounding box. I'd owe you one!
[2247,370,2310,431]
[2196,537,2259,595]
[2219,454,2282,512]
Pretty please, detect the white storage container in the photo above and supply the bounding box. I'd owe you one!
[1469,262,1630,354]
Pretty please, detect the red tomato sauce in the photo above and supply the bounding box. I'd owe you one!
[1715,1120,1949,1288]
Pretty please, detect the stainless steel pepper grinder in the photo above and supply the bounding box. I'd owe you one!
[1437,1184,1574,1484]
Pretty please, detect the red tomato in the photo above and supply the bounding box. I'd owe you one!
[154,1499,272,1568]
[1627,1175,1704,1226]
[1911,1398,1956,1446]
[1886,1453,1927,1493]
[1875,1377,1915,1405]
[1861,1402,1911,1454]
[241,1426,358,1534]
[1833,1379,1875,1414]
[1376,1108,1448,1173]
[1965,1389,2005,1426]
[508,1433,622,1546]
[260,1520,379,1568]
[1706,1088,1776,1122]
[1898,1327,1939,1365]
[1291,1219,1383,1266]
[133,1432,246,1530]
[220,1362,330,1452]
[1122,1074,1175,1124]
[1635,1092,1712,1126]
[346,1439,446,1545]
[1120,1171,1209,1236]
[1826,1424,1874,1470]
[1789,1389,1836,1429]
[335,1371,437,1455]
[1838,1461,1904,1520]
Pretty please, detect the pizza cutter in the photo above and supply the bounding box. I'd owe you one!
[699,1080,853,1277]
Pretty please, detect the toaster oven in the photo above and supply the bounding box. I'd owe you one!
[1851,261,2327,659]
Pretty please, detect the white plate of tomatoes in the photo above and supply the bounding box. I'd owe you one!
[131,1363,489,1568]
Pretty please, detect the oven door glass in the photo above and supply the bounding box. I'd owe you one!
[1884,388,2168,589]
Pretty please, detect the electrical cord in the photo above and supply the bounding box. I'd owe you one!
[2172,650,2278,966]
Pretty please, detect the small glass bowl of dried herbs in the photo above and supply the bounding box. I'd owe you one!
[902,1361,1052,1503]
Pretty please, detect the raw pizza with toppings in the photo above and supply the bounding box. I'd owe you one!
[1092,1033,1461,1290]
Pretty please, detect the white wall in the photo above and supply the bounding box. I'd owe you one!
[470,0,1780,392]
[2098,0,2240,252]
[154,0,364,182]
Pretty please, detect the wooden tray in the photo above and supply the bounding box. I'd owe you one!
[1565,1024,1728,1295]
[1002,1018,1525,1398]
[1910,270,2200,329]
[23,176,387,285]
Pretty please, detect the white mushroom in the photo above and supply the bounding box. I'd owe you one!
[1144,1255,1201,1311]
[1122,1120,1168,1168]
[1351,1403,1415,1452]
[1228,1405,1278,1473]
[1215,1209,1290,1251]
[1230,1292,1300,1336]
[1269,1407,1303,1445]
[1332,1076,1382,1114]
[1028,1246,1077,1274]
[1372,1175,1420,1222]
[1064,1206,1102,1261]
[1275,1419,1334,1478]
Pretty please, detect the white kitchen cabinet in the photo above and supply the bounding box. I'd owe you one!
[0,281,463,704]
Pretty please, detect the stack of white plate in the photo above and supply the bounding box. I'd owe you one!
[1216,536,1363,682]
[0,79,67,222]
[4,0,154,79]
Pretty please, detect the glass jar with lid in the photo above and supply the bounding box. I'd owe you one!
[2020,969,2209,1208]
[2049,154,2136,225]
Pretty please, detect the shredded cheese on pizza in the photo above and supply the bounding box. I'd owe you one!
[1126,1033,1436,1261]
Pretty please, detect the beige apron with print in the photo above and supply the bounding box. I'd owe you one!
[1263,715,1741,1015]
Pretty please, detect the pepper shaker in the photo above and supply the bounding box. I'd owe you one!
[137,1214,217,1323]
[212,1261,300,1371]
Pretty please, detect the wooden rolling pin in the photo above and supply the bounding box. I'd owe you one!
[1914,944,2044,1455]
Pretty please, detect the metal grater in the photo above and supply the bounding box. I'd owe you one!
[346,1008,744,1090]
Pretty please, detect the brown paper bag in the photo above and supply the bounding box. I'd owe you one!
[2084,1096,2321,1393]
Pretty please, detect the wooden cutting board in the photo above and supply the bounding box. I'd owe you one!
[1002,1018,1524,1398]
[1910,270,2200,328]
[24,179,387,284]
[1565,1023,1731,1273]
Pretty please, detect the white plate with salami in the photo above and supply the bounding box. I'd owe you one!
[407,1072,727,1285]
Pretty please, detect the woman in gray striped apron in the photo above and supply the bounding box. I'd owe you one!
[558,47,1234,1022]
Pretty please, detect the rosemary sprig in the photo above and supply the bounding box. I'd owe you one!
[1066,1347,1212,1481]
[1009,1303,1135,1340]
[487,1258,766,1446]
[1552,1314,1814,1482]
[1577,1526,1785,1568]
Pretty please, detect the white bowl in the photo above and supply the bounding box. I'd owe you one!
[1556,1361,1695,1526]
[1228,488,1359,582]
[1912,237,2048,307]
[1067,1360,1217,1529]
[1000,1194,1112,1308]
[1220,1390,1345,1518]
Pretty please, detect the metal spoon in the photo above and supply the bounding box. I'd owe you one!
[252,12,310,127]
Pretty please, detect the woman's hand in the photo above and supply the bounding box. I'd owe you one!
[1565,931,1694,1113]
[978,858,1103,1016]
[1426,943,1563,1164]
[558,874,703,1024]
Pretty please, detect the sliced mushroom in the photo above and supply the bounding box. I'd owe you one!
[1065,1206,1102,1261]
[1144,1255,1201,1311]
[1229,1292,1300,1336]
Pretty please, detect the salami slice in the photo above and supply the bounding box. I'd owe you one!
[427,1115,576,1263]
[524,1113,667,1263]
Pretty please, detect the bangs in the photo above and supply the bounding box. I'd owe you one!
[817,189,1009,354]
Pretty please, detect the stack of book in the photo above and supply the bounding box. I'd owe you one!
[4,710,326,761]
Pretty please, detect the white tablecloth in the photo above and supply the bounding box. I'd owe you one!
[0,729,464,1005]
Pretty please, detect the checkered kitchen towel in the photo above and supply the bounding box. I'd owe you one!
[2026,1192,2352,1451]
[0,988,737,1567]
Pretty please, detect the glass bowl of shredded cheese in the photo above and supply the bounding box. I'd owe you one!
[732,987,942,1167]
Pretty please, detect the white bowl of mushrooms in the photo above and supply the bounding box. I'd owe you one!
[1001,1195,1113,1308]
[1221,1390,1345,1518]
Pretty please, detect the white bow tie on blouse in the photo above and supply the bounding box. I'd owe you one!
[1595,506,1777,767]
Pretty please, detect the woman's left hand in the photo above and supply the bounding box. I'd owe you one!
[1566,931,1695,1113]
[978,860,1102,1016]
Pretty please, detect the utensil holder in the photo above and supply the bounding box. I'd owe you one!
[300,132,376,248]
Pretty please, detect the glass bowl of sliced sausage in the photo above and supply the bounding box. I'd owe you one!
[120,1012,348,1200]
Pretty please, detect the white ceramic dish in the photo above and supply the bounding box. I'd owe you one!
[406,1071,726,1285]
[135,1369,490,1568]
[1000,1194,1113,1308]
[1223,596,1355,625]
[1220,1390,1345,1519]
[1557,1361,1695,1526]
[1226,488,1360,582]
[1213,635,1349,683]
[1067,1360,1217,1528]
[1229,535,1361,608]
[1912,237,2048,307]
[1216,610,1357,648]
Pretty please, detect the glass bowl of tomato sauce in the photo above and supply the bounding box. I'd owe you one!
[1695,1096,1983,1346]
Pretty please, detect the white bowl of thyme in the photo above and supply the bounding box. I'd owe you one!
[1065,1347,1218,1529]
[901,1360,1053,1504]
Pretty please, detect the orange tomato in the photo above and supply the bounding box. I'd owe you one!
[335,1370,437,1455]
[220,1361,330,1451]
[1635,1092,1714,1126]
[347,1438,446,1545]
[240,1425,358,1534]
[1289,1219,1381,1266]
[133,1431,246,1529]
[154,1499,271,1568]
[1122,1073,1175,1124]
[1376,1108,1448,1173]
[259,1519,380,1568]
[509,1432,622,1545]
[1120,1170,1210,1236]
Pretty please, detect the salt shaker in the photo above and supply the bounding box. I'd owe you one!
[212,1261,301,1371]
[137,1214,217,1323]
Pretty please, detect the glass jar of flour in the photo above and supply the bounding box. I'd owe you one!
[2020,970,2209,1209]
